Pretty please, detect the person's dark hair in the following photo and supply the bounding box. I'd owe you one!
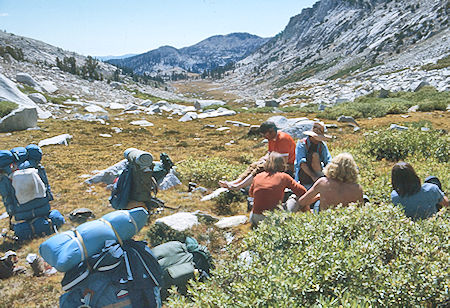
[391,162,421,197]
[259,121,277,134]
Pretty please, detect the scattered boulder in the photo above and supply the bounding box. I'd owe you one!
[0,106,38,132]
[225,120,251,127]
[414,81,430,92]
[109,81,122,89]
[389,124,408,131]
[84,159,127,185]
[155,212,199,232]
[28,93,47,104]
[197,107,236,119]
[16,73,39,87]
[264,99,279,107]
[408,105,419,112]
[378,88,389,98]
[108,102,126,110]
[337,115,359,127]
[214,215,247,229]
[179,111,198,122]
[194,99,226,110]
[85,105,107,113]
[38,134,73,147]
[39,81,58,94]
[201,188,228,201]
[130,120,153,127]
[158,169,182,191]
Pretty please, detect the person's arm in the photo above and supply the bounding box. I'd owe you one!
[249,181,255,197]
[438,195,449,208]
[297,178,322,208]
[294,140,306,182]
[284,174,307,197]
[321,142,332,167]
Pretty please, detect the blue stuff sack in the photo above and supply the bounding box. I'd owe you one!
[13,201,50,221]
[39,208,149,272]
[0,150,13,170]
[25,144,42,162]
[13,217,54,241]
[10,147,28,164]
[49,209,65,227]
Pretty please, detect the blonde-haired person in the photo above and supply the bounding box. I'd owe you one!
[249,152,307,227]
[296,153,364,212]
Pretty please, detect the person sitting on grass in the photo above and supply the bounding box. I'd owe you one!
[219,121,296,191]
[391,162,448,220]
[295,153,364,213]
[294,121,332,189]
[249,152,307,227]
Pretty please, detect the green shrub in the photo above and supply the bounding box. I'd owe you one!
[0,101,18,118]
[418,100,448,112]
[361,128,449,162]
[168,206,450,307]
[177,157,246,188]
[146,222,191,247]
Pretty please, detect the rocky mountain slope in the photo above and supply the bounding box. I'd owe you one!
[225,0,449,96]
[0,31,116,75]
[108,33,269,76]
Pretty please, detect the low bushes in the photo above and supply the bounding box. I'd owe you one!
[177,157,246,188]
[0,101,18,118]
[168,205,450,307]
[361,127,449,162]
[319,86,449,120]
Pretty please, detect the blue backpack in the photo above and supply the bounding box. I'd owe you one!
[59,239,163,308]
[109,163,132,210]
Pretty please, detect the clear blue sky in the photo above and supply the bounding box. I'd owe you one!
[0,0,317,56]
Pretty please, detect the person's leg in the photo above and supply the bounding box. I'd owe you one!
[249,212,266,227]
[310,153,324,174]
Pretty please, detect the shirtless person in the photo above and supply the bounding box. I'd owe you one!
[294,153,364,212]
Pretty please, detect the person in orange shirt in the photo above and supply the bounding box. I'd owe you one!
[249,152,307,227]
[219,121,296,190]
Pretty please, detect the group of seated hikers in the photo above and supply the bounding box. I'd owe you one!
[220,121,449,227]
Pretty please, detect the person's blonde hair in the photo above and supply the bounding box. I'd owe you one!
[265,152,286,174]
[323,153,359,183]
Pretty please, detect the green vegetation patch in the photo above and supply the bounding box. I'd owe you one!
[0,101,18,118]
[319,86,449,120]
[177,157,246,188]
[168,205,450,307]
[361,127,449,162]
[422,54,450,71]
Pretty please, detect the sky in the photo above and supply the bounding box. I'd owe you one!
[0,0,317,57]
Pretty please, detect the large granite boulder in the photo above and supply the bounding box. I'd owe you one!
[266,116,314,140]
[16,73,39,87]
[0,73,51,119]
[0,106,38,132]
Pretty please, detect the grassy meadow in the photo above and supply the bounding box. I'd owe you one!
[0,82,449,307]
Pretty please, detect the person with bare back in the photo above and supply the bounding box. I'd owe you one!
[292,153,364,213]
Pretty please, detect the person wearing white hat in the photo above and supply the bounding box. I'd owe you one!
[294,122,332,189]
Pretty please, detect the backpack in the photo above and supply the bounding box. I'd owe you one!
[0,150,13,174]
[152,237,214,299]
[109,163,133,210]
[59,239,163,308]
[13,209,65,241]
[11,168,46,204]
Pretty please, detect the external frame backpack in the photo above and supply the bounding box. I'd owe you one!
[152,237,214,299]
[59,239,163,308]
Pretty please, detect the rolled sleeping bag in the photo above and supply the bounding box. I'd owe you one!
[13,201,50,221]
[39,207,148,272]
[25,144,43,162]
[124,148,153,168]
[0,150,13,174]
